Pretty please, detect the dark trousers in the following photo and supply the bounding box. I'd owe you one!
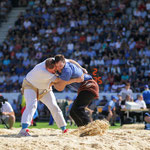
[70,91,95,127]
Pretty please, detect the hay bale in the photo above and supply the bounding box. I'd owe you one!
[121,124,145,130]
[70,120,109,137]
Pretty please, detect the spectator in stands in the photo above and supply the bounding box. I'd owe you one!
[0,0,150,93]
[0,95,15,129]
[119,82,133,101]
[133,94,147,122]
[143,85,150,108]
[135,94,147,109]
[101,96,118,126]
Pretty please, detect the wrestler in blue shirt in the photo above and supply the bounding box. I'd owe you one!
[58,62,92,91]
[54,54,99,127]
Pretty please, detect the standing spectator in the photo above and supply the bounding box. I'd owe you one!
[143,85,150,108]
[11,99,18,114]
[119,82,133,101]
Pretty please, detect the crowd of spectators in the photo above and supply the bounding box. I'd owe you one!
[0,0,150,93]
[0,0,12,25]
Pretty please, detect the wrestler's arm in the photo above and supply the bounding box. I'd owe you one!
[68,59,88,74]
[51,74,84,91]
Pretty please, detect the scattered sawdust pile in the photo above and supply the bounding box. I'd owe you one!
[70,119,110,137]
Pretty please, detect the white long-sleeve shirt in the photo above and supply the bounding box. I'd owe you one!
[135,100,147,109]
[119,88,133,100]
[26,60,56,90]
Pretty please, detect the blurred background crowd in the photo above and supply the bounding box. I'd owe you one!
[0,0,150,93]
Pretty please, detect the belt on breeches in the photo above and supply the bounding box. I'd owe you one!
[22,79,50,100]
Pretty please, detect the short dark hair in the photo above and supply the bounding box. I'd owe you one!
[125,82,130,86]
[54,54,65,63]
[45,58,55,69]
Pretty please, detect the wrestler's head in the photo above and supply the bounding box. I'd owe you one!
[45,58,57,74]
[54,54,65,73]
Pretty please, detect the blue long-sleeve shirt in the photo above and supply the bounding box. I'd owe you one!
[59,62,92,91]
[143,90,150,104]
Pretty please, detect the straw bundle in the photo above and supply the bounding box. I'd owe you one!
[70,119,110,137]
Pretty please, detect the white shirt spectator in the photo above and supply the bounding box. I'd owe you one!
[129,65,136,75]
[87,35,92,43]
[115,41,122,49]
[135,100,147,109]
[119,88,133,100]
[133,9,141,17]
[111,66,121,74]
[67,43,74,51]
[1,101,14,114]
[57,27,65,35]
[32,36,38,41]
[23,20,31,29]
[99,59,105,65]
[146,2,150,10]
[70,20,77,28]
